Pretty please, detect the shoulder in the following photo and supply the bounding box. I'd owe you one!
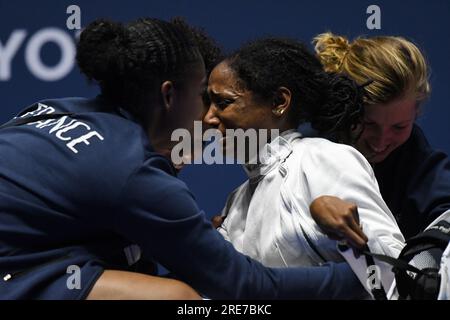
[17,97,155,191]
[293,136,359,154]
[292,137,372,172]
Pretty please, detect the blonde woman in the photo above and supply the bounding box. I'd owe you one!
[310,33,450,243]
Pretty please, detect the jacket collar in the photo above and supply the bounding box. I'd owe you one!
[244,129,302,180]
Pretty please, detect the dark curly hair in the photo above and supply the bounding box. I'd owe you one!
[226,38,365,142]
[76,17,221,121]
[170,17,223,74]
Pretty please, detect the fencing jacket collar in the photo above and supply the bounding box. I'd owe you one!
[243,129,301,180]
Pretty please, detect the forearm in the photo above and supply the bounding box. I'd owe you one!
[137,211,365,299]
[86,270,201,300]
[271,262,368,300]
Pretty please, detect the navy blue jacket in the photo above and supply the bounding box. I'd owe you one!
[0,97,364,300]
[374,124,450,239]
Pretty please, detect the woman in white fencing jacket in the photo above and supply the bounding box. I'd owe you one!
[204,38,405,298]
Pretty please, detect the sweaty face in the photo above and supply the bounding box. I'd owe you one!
[203,61,282,162]
[203,61,275,135]
[355,96,417,163]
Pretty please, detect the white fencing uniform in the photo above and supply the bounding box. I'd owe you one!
[387,210,450,300]
[427,210,450,300]
[439,241,450,300]
[218,130,405,298]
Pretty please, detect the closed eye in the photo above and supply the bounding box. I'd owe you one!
[216,99,234,109]
[208,90,236,110]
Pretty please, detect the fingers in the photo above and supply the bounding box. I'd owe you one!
[334,210,368,249]
[323,218,366,249]
[349,204,360,224]
[339,225,367,249]
[346,207,368,243]
[211,215,224,229]
[309,196,369,250]
[326,233,343,241]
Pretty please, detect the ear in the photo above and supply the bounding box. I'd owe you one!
[161,80,175,111]
[271,87,292,117]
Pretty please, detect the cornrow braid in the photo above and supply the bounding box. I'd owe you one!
[170,17,223,74]
[76,17,203,121]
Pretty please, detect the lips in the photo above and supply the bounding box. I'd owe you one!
[368,143,389,154]
[366,142,391,158]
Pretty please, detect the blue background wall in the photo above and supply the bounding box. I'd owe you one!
[1,0,449,218]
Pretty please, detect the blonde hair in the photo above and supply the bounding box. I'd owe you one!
[312,32,430,106]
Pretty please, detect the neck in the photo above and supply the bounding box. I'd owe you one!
[280,123,296,132]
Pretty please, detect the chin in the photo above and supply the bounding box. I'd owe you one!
[369,151,392,164]
[369,156,385,164]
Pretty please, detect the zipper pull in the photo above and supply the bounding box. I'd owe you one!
[3,274,12,281]
[3,270,25,281]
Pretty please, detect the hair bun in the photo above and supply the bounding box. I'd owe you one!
[313,32,350,73]
[76,19,128,82]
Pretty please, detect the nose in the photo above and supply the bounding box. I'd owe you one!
[203,105,220,128]
[369,127,392,148]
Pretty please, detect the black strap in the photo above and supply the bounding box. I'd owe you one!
[362,249,425,275]
[362,245,388,300]
[407,221,450,248]
[361,220,449,277]
[0,112,74,130]
[360,248,439,300]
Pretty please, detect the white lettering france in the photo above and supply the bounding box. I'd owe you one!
[22,103,104,154]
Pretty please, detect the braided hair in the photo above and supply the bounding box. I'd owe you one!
[170,17,223,74]
[226,38,365,143]
[76,17,221,121]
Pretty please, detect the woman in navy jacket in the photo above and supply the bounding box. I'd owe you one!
[0,18,368,300]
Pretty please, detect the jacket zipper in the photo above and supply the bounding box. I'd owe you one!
[3,254,71,282]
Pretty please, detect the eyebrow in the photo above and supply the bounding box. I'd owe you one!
[208,88,241,99]
[364,118,414,126]
[208,91,223,101]
[393,120,413,126]
[208,89,220,96]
